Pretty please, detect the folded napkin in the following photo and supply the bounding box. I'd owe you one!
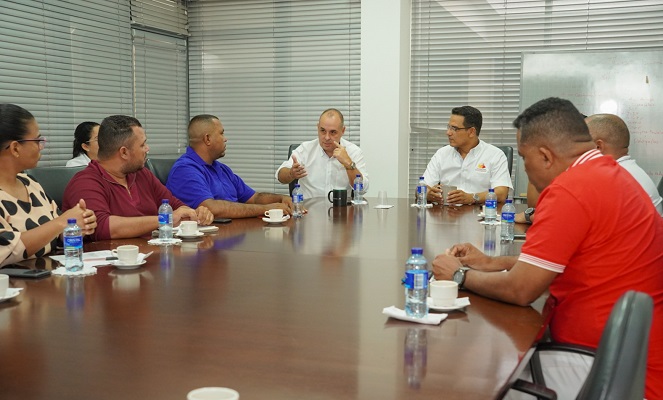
[479,219,501,225]
[382,306,447,325]
[410,203,433,209]
[148,238,182,246]
[374,204,394,209]
[351,200,368,205]
[50,250,117,269]
[52,265,97,276]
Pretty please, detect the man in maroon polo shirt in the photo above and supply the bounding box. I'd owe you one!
[63,115,212,241]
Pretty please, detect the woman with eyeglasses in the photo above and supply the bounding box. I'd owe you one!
[66,121,100,167]
[0,103,97,267]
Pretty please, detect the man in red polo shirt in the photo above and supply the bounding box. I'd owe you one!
[433,97,663,399]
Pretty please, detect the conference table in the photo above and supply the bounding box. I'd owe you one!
[0,197,544,400]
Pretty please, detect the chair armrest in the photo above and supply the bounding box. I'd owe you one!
[511,379,558,399]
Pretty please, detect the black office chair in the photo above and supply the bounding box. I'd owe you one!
[496,145,514,176]
[509,290,653,400]
[25,166,86,210]
[145,157,177,186]
[287,144,299,196]
[657,177,663,198]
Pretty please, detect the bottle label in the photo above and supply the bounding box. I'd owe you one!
[501,212,515,223]
[403,270,429,290]
[485,199,497,209]
[64,235,83,249]
[293,193,304,203]
[158,213,169,224]
[417,186,426,194]
[354,183,363,192]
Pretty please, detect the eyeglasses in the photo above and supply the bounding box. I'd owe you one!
[4,138,47,150]
[446,124,470,133]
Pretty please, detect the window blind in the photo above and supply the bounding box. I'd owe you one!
[188,0,360,194]
[0,0,133,166]
[133,30,189,156]
[409,0,663,194]
[130,0,189,37]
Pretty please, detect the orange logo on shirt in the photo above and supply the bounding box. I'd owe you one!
[477,163,486,169]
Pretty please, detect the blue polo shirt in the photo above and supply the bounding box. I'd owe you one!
[166,147,256,208]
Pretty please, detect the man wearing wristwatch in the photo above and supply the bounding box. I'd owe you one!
[432,98,663,399]
[420,106,512,205]
[276,108,369,199]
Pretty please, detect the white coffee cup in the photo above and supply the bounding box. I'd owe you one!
[430,280,458,307]
[0,274,8,298]
[187,387,239,400]
[180,220,198,235]
[264,209,283,221]
[112,245,140,264]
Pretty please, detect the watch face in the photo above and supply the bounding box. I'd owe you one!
[525,207,535,215]
[452,269,464,285]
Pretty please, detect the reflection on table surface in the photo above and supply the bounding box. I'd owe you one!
[0,197,542,400]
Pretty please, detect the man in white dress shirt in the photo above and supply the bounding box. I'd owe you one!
[423,105,512,205]
[586,113,662,215]
[276,108,369,199]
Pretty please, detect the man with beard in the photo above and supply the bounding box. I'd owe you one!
[63,115,212,241]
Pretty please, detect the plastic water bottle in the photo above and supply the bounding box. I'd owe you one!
[403,247,429,318]
[416,177,427,207]
[500,198,516,242]
[158,199,173,240]
[485,188,497,222]
[64,218,83,272]
[353,174,364,202]
[292,183,304,218]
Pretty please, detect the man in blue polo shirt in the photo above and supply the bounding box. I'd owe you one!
[166,114,292,218]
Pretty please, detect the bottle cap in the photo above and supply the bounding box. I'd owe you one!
[162,199,169,203]
[506,199,512,203]
[67,218,76,224]
[411,247,423,255]
[294,184,300,188]
[356,174,361,177]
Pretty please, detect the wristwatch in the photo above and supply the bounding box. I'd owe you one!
[524,207,535,223]
[452,266,470,289]
[472,193,480,205]
[345,161,356,170]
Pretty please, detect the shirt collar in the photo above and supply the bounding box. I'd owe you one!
[571,149,603,168]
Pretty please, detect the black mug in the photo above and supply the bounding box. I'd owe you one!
[328,188,348,207]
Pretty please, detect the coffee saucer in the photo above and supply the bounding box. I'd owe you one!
[175,231,205,239]
[262,215,290,224]
[110,260,147,270]
[0,288,22,303]
[427,297,471,311]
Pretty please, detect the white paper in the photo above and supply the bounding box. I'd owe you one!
[382,306,447,325]
[50,250,115,268]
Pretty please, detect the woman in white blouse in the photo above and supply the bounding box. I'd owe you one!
[66,121,99,167]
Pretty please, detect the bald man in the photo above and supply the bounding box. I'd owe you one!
[586,113,662,215]
[166,114,292,219]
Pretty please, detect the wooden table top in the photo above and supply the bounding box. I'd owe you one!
[0,197,543,400]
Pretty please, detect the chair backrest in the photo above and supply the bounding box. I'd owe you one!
[287,144,299,196]
[496,145,514,175]
[145,158,177,186]
[576,290,653,400]
[657,177,663,197]
[25,166,86,210]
